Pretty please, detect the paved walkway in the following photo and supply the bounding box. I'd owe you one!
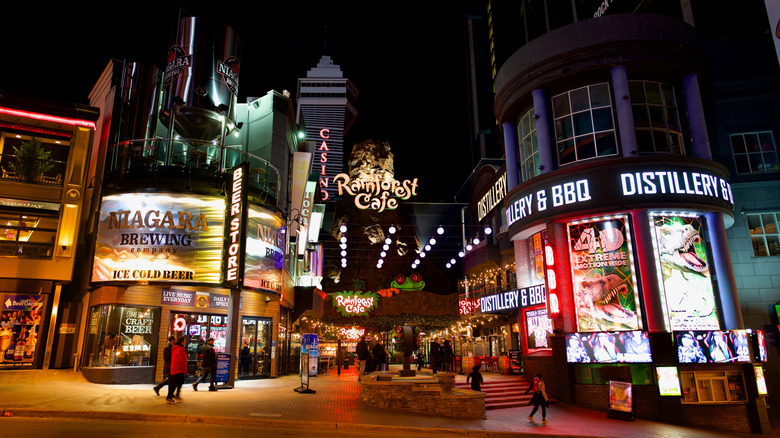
[0,366,761,437]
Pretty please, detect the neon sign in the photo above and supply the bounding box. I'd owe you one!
[477,172,507,221]
[338,327,365,340]
[544,244,560,317]
[332,291,379,317]
[459,298,479,315]
[334,173,419,212]
[173,317,187,331]
[226,164,248,285]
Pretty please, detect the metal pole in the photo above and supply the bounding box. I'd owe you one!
[337,338,341,376]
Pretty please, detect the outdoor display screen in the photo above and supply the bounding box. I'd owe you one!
[565,331,652,363]
[756,330,767,362]
[92,193,225,283]
[524,307,553,350]
[674,330,751,364]
[655,366,682,396]
[650,214,720,331]
[243,207,284,292]
[567,215,641,332]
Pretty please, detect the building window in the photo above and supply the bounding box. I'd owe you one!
[681,371,747,404]
[730,131,779,174]
[552,83,617,165]
[84,305,158,368]
[629,81,684,155]
[0,213,57,258]
[517,108,539,182]
[746,213,780,256]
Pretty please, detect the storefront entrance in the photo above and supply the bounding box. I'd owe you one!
[169,312,228,377]
[239,316,272,378]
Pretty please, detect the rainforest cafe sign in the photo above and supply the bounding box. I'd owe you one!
[334,173,419,212]
[333,291,379,317]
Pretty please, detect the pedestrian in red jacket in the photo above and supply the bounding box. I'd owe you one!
[167,336,187,403]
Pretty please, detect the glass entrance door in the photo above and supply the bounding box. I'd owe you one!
[169,312,228,377]
[239,317,271,378]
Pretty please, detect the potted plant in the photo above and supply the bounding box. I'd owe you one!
[10,138,53,182]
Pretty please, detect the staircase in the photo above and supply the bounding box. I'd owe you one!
[454,378,532,410]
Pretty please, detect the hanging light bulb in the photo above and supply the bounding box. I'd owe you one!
[385,237,392,244]
[414,259,420,264]
[341,250,347,256]
[466,244,472,251]
[340,236,347,243]
[340,243,347,250]
[429,238,436,245]
[383,244,390,251]
[458,251,465,257]
[450,258,456,264]
[446,263,452,268]
[437,225,444,235]
[420,252,426,258]
[473,237,479,245]
[389,225,397,234]
[484,226,492,235]
[424,244,431,251]
[339,224,347,233]
[380,251,387,257]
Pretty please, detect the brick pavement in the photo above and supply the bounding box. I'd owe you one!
[0,366,759,437]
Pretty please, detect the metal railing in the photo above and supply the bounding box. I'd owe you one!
[0,154,66,186]
[105,138,280,201]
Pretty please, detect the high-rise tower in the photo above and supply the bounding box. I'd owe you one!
[296,55,358,201]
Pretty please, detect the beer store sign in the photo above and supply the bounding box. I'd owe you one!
[505,159,734,232]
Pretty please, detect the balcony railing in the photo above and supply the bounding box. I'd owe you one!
[0,154,66,186]
[105,138,280,203]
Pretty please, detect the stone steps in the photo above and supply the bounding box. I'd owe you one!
[454,379,532,410]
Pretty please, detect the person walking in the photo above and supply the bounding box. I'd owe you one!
[153,336,176,396]
[467,364,484,391]
[193,337,217,391]
[356,335,369,381]
[443,338,454,372]
[166,336,187,403]
[525,373,549,424]
[372,339,387,372]
[430,338,441,374]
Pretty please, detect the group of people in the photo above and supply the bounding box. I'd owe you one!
[153,336,218,403]
[427,337,454,373]
[356,335,389,381]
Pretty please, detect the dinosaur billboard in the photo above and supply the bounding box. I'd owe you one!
[651,214,720,331]
[567,215,642,332]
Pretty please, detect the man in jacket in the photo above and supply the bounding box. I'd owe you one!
[430,338,441,374]
[525,373,549,423]
[166,336,187,403]
[356,335,369,381]
[193,337,217,391]
[372,339,387,372]
[153,336,176,396]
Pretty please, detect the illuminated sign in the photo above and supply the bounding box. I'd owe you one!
[656,367,682,396]
[544,243,560,317]
[755,365,768,396]
[0,197,60,211]
[568,215,641,332]
[756,330,767,362]
[477,172,507,221]
[459,297,479,315]
[338,327,365,340]
[92,193,225,283]
[505,159,734,233]
[332,291,379,317]
[520,285,546,308]
[480,290,519,313]
[161,289,229,309]
[315,128,344,201]
[565,331,652,364]
[334,173,419,212]
[651,215,719,331]
[172,317,187,332]
[243,207,284,292]
[674,330,751,364]
[122,309,153,335]
[525,307,553,350]
[609,381,633,414]
[226,164,248,286]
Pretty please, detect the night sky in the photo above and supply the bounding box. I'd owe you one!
[0,2,476,202]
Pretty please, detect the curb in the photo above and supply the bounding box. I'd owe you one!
[1,408,600,438]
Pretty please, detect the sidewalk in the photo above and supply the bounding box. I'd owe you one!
[0,366,756,438]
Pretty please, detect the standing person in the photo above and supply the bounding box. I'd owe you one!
[416,347,425,371]
[372,339,387,372]
[467,364,484,391]
[524,374,549,424]
[356,335,369,381]
[166,336,187,403]
[430,338,441,374]
[443,338,454,372]
[153,336,176,396]
[193,337,217,391]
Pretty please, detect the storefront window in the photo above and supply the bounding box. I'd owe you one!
[84,305,157,367]
[240,317,272,378]
[169,312,227,377]
[0,212,57,258]
[681,370,747,403]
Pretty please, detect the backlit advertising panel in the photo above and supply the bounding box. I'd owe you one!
[243,207,283,293]
[650,215,719,331]
[656,367,682,396]
[92,193,225,283]
[524,307,553,350]
[674,330,751,364]
[609,381,633,413]
[565,331,652,363]
[567,215,641,332]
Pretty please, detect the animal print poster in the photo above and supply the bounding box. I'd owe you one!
[650,215,719,331]
[567,215,641,332]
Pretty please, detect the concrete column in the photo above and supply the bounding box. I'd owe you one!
[682,73,713,160]
[611,66,638,157]
[532,89,554,175]
[502,121,520,191]
[705,212,744,329]
[630,210,668,332]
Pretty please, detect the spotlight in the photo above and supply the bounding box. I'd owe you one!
[437,226,444,235]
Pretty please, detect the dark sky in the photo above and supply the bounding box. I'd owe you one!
[0,2,476,202]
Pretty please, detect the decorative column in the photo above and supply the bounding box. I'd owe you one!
[532,89,554,175]
[630,210,667,332]
[682,73,713,160]
[611,66,638,157]
[502,122,520,191]
[705,212,744,329]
